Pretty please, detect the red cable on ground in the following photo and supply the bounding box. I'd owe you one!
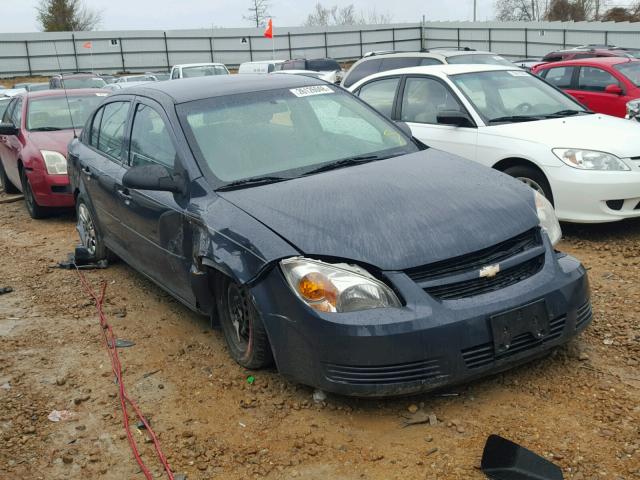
[75,267,175,480]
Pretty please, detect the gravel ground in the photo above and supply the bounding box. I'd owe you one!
[0,192,638,480]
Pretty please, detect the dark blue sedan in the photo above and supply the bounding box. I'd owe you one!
[68,74,591,397]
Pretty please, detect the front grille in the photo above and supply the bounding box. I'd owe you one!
[405,228,541,283]
[324,358,447,385]
[576,300,592,329]
[424,255,544,300]
[461,313,567,370]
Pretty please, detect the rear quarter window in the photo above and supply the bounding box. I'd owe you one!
[343,59,383,88]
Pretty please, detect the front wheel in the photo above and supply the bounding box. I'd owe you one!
[76,194,110,261]
[217,277,273,369]
[504,165,554,206]
[20,169,49,219]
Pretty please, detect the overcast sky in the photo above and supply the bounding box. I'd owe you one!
[6,0,496,32]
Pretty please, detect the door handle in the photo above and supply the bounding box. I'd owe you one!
[116,188,132,205]
[82,166,93,178]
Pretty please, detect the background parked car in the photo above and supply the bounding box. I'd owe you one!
[0,96,11,119]
[114,74,158,83]
[170,63,229,79]
[0,89,108,217]
[349,64,640,223]
[341,49,515,88]
[533,57,640,118]
[103,81,153,91]
[68,74,588,397]
[541,45,640,63]
[238,60,285,74]
[13,82,49,92]
[145,71,170,81]
[49,73,107,89]
[281,58,344,83]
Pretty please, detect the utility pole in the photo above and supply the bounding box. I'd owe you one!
[473,0,477,21]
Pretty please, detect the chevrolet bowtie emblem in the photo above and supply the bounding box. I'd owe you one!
[479,264,500,278]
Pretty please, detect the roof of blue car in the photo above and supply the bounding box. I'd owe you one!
[119,74,326,104]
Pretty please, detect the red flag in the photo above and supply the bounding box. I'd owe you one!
[83,41,92,49]
[263,19,273,39]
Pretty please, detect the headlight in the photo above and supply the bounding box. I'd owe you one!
[280,257,401,313]
[553,148,629,171]
[626,99,640,119]
[41,150,67,175]
[534,191,562,246]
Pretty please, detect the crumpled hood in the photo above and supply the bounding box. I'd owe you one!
[27,129,76,156]
[484,114,640,158]
[219,149,539,271]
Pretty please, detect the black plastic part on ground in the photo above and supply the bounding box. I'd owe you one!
[0,287,13,295]
[481,434,564,480]
[58,246,109,270]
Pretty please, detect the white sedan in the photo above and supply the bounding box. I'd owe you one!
[348,64,640,223]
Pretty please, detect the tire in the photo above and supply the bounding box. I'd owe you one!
[76,194,110,262]
[217,276,273,369]
[0,159,20,194]
[20,169,49,219]
[503,165,554,205]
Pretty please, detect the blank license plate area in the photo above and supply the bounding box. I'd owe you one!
[490,300,549,355]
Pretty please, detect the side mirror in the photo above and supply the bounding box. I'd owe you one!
[0,123,18,136]
[436,110,475,128]
[605,84,623,95]
[122,164,185,194]
[394,121,413,138]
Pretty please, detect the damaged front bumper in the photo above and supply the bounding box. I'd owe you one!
[250,250,590,397]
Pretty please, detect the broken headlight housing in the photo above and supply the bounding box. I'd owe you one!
[280,257,401,313]
[534,191,561,246]
[553,149,629,171]
[41,150,67,175]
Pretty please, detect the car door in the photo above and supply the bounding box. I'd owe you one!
[575,66,624,116]
[397,75,478,161]
[356,76,401,119]
[0,97,24,189]
[540,66,580,101]
[79,98,133,251]
[117,98,194,303]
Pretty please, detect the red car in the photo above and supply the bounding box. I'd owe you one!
[0,89,108,218]
[533,57,640,118]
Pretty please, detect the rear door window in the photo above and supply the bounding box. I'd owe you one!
[356,77,400,118]
[129,104,176,169]
[343,59,383,88]
[578,67,620,91]
[542,67,576,88]
[96,101,130,161]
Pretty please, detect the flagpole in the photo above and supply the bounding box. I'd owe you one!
[272,36,275,60]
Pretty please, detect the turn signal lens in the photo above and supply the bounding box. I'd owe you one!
[299,273,330,301]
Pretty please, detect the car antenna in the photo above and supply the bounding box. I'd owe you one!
[52,40,77,139]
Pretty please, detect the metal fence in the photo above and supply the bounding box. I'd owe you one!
[3,20,640,78]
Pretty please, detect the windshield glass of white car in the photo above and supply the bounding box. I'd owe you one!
[451,70,588,123]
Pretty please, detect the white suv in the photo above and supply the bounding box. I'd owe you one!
[341,49,514,88]
[348,64,640,223]
[170,63,229,79]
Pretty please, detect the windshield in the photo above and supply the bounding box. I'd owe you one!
[447,54,515,67]
[614,61,640,86]
[0,98,10,118]
[182,65,228,78]
[451,70,586,124]
[62,77,107,89]
[178,85,416,184]
[27,94,105,131]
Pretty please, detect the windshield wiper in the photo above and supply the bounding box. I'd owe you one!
[488,115,544,124]
[543,109,591,118]
[29,126,63,131]
[216,175,291,191]
[302,154,386,176]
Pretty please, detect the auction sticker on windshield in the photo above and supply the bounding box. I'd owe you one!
[290,85,333,97]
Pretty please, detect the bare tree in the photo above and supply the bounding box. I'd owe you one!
[602,2,640,21]
[495,0,549,20]
[36,0,101,31]
[244,0,270,28]
[305,2,392,26]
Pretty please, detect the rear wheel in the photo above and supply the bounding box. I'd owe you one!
[217,277,273,369]
[503,165,554,205]
[76,194,110,261]
[0,160,20,194]
[20,169,49,219]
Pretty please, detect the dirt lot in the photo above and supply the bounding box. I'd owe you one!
[0,191,639,480]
